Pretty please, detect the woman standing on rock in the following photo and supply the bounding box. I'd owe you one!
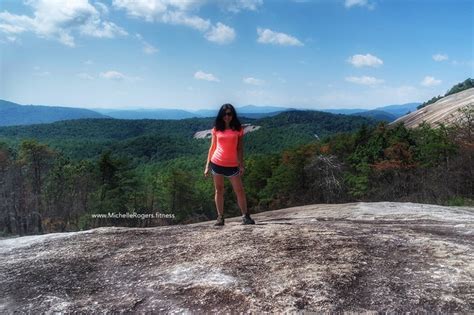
[204,103,255,226]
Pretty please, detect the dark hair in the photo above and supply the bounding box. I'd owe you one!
[214,103,242,132]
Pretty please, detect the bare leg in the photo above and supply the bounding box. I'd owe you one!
[229,175,248,215]
[213,173,225,216]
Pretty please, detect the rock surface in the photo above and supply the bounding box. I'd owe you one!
[193,123,261,139]
[1,201,473,313]
[390,88,474,128]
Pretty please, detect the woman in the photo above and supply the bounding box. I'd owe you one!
[204,103,255,226]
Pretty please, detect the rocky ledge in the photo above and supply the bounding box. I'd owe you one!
[0,201,473,313]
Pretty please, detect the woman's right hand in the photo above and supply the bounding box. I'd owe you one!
[204,165,210,177]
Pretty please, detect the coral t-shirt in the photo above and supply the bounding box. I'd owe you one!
[210,127,244,167]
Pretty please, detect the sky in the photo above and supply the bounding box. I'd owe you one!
[0,0,472,111]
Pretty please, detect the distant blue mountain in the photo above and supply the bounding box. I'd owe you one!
[319,103,421,119]
[318,108,369,115]
[190,109,217,117]
[0,99,109,126]
[93,108,201,120]
[373,103,421,117]
[0,100,422,126]
[191,105,293,118]
[236,105,294,113]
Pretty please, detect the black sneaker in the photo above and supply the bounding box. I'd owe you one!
[242,214,255,225]
[214,215,225,226]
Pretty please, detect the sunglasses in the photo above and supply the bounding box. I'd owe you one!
[224,111,233,116]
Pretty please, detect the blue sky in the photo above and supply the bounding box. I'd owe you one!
[0,0,472,111]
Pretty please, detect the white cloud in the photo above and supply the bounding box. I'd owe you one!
[257,28,303,46]
[0,0,127,47]
[100,70,126,80]
[345,0,375,9]
[421,76,441,87]
[112,0,205,20]
[99,70,141,82]
[204,22,235,44]
[243,77,265,86]
[2,35,20,43]
[143,42,158,54]
[113,1,241,44]
[135,33,158,54]
[432,53,449,62]
[77,72,94,80]
[194,70,219,82]
[94,2,109,15]
[222,0,263,13]
[347,53,383,67]
[345,76,384,85]
[83,59,94,65]
[112,1,210,30]
[161,10,211,31]
[0,20,29,34]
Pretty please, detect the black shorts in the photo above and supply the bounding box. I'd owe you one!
[210,161,240,177]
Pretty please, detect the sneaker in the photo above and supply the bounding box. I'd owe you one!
[242,214,255,225]
[214,215,225,226]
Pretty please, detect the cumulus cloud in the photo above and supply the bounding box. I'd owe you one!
[161,10,211,31]
[421,76,441,87]
[432,54,449,62]
[113,0,239,44]
[100,70,141,82]
[94,1,109,15]
[112,0,202,22]
[347,53,383,67]
[100,70,126,80]
[0,0,127,47]
[243,77,265,85]
[194,70,219,82]
[257,28,303,46]
[345,76,384,85]
[204,22,236,44]
[345,0,375,9]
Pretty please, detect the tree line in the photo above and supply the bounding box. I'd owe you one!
[0,106,472,236]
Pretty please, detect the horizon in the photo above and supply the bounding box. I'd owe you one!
[0,0,472,111]
[0,97,423,112]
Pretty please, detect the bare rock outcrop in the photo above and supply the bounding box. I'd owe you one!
[193,123,261,139]
[390,88,474,128]
[0,202,473,313]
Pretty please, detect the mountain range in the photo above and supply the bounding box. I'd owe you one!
[0,100,420,127]
[0,100,108,126]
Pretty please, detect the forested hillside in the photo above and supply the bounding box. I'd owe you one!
[0,103,472,237]
[0,110,377,161]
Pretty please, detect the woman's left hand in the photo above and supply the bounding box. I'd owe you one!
[239,165,245,176]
